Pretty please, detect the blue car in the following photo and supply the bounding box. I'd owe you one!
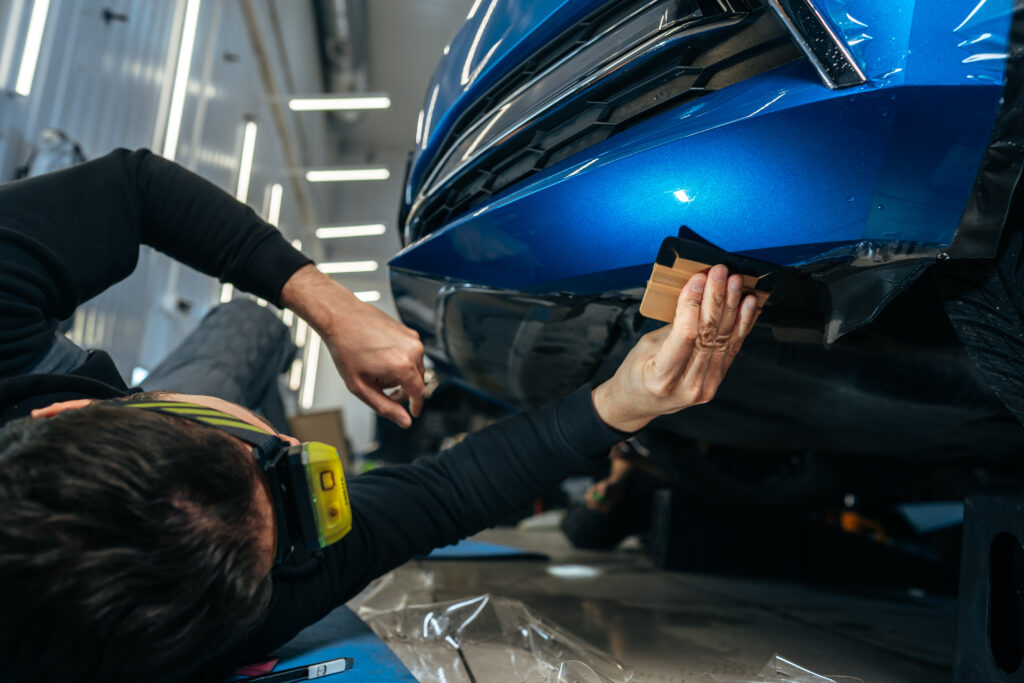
[390,0,1024,476]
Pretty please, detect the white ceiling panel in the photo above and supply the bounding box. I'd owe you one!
[352,0,474,153]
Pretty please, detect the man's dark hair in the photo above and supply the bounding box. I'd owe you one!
[0,402,273,682]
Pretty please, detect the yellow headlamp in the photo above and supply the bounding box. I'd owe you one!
[124,401,352,565]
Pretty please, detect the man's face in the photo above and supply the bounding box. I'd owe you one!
[33,392,288,576]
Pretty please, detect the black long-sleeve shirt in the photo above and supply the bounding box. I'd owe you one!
[0,149,626,680]
[0,148,311,378]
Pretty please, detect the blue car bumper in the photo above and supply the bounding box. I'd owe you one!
[389,0,1024,451]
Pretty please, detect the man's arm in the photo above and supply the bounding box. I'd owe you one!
[0,150,426,423]
[133,150,428,424]
[0,149,308,374]
[239,266,758,660]
[244,382,626,661]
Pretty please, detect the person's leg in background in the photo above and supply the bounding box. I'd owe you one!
[561,441,664,550]
[142,299,297,432]
[26,333,89,374]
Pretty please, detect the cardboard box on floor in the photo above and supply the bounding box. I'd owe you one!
[288,409,352,471]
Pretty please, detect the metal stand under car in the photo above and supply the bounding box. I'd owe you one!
[955,494,1024,682]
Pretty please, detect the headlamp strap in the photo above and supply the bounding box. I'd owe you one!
[123,402,282,461]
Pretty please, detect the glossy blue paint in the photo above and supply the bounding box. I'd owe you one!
[396,0,1014,295]
[393,61,1004,292]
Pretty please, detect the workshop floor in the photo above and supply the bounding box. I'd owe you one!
[400,527,956,683]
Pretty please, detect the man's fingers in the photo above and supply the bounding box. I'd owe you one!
[717,274,744,343]
[652,267,754,407]
[701,293,761,400]
[697,265,728,349]
[406,334,426,376]
[355,382,413,428]
[402,367,426,418]
[654,271,705,370]
[653,266,724,396]
[732,293,760,348]
[679,331,713,398]
[376,353,427,418]
[384,387,409,403]
[378,363,426,419]
[400,337,427,412]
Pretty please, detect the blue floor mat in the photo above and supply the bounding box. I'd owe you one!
[424,538,547,560]
[232,605,416,681]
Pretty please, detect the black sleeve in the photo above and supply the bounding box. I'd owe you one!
[0,148,311,376]
[239,384,628,660]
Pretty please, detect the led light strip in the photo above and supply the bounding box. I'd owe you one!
[354,290,381,303]
[14,0,49,96]
[317,261,379,274]
[315,224,386,239]
[305,168,390,182]
[265,183,283,225]
[288,95,390,111]
[162,0,202,160]
[235,119,258,203]
[300,332,322,410]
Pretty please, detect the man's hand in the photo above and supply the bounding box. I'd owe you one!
[280,265,425,427]
[592,264,760,433]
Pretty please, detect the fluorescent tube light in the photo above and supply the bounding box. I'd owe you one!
[354,290,382,303]
[291,238,303,251]
[294,318,308,347]
[288,358,303,391]
[300,332,322,409]
[288,95,390,111]
[14,0,50,96]
[162,0,202,160]
[235,119,258,203]
[1,0,28,91]
[305,168,389,182]
[219,283,234,303]
[317,260,379,274]
[315,224,386,239]
[266,183,283,225]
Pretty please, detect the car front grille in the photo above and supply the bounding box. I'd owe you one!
[405,0,801,244]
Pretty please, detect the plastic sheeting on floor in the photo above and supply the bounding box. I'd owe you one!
[354,566,633,683]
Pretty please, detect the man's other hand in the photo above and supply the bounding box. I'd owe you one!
[280,265,425,427]
[323,300,425,428]
[592,264,760,433]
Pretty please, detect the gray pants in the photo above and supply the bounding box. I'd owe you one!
[32,300,296,432]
